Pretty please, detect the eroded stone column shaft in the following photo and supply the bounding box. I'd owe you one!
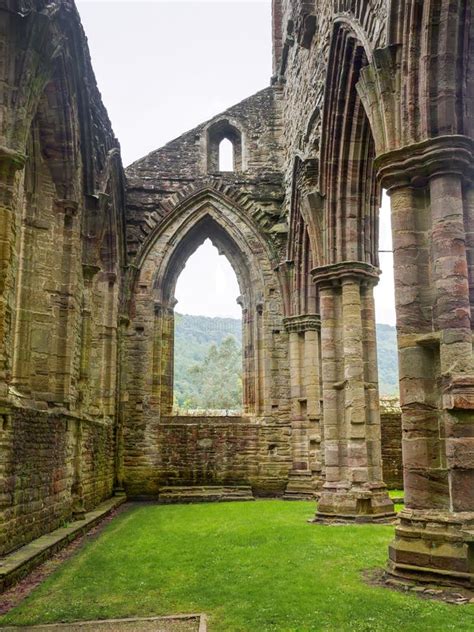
[431,174,472,374]
[283,315,322,499]
[381,137,474,585]
[312,262,394,521]
[0,151,25,398]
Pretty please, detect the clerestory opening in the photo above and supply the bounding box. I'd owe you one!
[218,138,235,172]
[206,119,243,172]
[173,238,243,415]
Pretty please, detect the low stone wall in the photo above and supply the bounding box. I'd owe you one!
[123,416,292,498]
[124,409,403,498]
[0,408,115,557]
[380,400,403,489]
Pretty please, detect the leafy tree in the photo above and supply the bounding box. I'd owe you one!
[184,336,242,410]
[173,314,243,410]
[173,314,399,409]
[376,324,399,395]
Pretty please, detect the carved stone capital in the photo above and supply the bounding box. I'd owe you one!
[375,135,474,191]
[54,199,79,217]
[154,298,176,316]
[312,261,380,288]
[284,314,321,333]
[82,263,101,282]
[0,146,26,182]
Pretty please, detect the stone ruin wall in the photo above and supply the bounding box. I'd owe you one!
[126,417,292,498]
[4,0,472,588]
[0,1,125,556]
[125,88,285,262]
[275,0,388,201]
[380,400,403,490]
[0,3,407,556]
[122,411,402,498]
[122,89,296,497]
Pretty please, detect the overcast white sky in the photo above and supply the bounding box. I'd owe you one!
[76,1,396,324]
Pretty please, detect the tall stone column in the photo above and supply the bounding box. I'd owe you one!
[100,273,118,416]
[53,199,79,406]
[312,262,394,522]
[78,265,100,410]
[283,314,322,499]
[151,299,176,415]
[114,314,129,496]
[0,148,25,400]
[378,137,474,585]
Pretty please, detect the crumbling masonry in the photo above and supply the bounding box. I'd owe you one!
[1,0,474,587]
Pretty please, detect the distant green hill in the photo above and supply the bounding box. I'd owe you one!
[173,314,399,408]
[376,323,399,395]
[174,314,243,409]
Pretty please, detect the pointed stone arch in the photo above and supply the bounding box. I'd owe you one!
[320,21,380,266]
[308,19,394,522]
[126,186,282,410]
[121,186,291,496]
[129,180,284,267]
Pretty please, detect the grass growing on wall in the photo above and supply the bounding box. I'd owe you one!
[2,501,473,631]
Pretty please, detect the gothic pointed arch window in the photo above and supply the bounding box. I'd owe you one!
[206,119,244,173]
[218,138,234,171]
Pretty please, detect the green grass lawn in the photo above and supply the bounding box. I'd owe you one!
[2,501,473,631]
[388,490,404,512]
[388,489,404,498]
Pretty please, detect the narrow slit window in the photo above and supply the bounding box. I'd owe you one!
[218,138,234,172]
[374,189,398,398]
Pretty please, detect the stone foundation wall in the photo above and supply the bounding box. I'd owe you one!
[81,420,115,512]
[124,416,292,498]
[0,408,115,557]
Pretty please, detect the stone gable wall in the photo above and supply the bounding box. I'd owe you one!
[125,87,286,262]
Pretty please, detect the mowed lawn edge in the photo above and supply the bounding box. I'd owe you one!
[1,501,473,632]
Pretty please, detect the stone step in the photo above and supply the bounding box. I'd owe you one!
[158,485,254,504]
[283,474,319,500]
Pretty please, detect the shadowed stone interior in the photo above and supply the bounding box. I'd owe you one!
[0,0,473,589]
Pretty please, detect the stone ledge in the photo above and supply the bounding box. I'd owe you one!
[158,485,254,504]
[0,614,207,632]
[0,497,126,593]
[311,511,397,524]
[283,472,318,500]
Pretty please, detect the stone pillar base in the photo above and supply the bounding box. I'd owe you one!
[312,483,395,523]
[283,471,319,500]
[72,502,86,520]
[388,509,474,587]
